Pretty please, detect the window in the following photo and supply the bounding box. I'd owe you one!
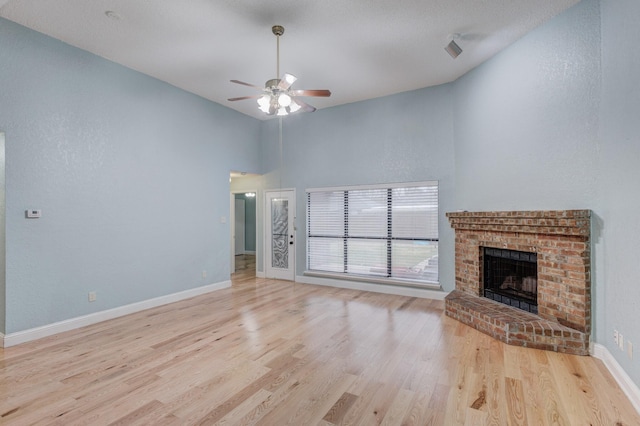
[306,182,438,286]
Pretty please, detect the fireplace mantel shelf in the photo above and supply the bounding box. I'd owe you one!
[446,210,590,236]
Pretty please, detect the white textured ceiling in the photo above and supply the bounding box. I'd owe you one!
[0,0,580,120]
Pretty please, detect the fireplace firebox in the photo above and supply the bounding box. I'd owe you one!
[483,247,537,314]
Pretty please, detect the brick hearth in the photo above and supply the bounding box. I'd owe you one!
[445,210,591,355]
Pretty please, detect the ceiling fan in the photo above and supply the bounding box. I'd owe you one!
[228,25,331,116]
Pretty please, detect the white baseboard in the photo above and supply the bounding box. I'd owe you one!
[591,343,640,414]
[2,280,231,348]
[256,271,266,278]
[296,275,448,300]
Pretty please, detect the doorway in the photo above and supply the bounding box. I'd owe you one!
[230,191,257,276]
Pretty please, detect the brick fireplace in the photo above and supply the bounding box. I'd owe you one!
[445,210,591,355]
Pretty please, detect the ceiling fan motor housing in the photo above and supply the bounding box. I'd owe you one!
[265,78,281,91]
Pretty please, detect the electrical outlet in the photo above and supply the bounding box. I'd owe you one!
[202,270,207,278]
[628,341,633,359]
[619,333,624,351]
[88,291,96,302]
[614,330,619,346]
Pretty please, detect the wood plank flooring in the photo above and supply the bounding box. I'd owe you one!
[1,262,639,424]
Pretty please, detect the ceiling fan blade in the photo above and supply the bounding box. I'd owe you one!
[292,89,331,97]
[277,73,297,90]
[230,80,262,89]
[293,98,317,113]
[228,95,260,101]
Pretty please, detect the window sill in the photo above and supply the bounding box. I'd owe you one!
[302,270,441,291]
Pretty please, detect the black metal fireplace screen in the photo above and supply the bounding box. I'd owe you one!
[483,247,538,314]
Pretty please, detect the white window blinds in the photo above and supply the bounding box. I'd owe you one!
[307,182,438,285]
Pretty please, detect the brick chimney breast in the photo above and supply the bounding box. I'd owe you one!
[445,210,591,355]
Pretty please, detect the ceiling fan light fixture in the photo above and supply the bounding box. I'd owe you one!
[258,104,271,113]
[257,95,271,112]
[278,93,292,107]
[277,107,288,116]
[278,73,297,90]
[289,100,301,113]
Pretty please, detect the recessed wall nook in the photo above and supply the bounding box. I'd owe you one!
[445,210,591,355]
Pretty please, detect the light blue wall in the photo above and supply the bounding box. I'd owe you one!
[453,0,600,211]
[599,0,640,386]
[260,85,456,290]
[0,18,260,333]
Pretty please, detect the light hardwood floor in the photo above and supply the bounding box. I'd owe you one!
[1,264,639,425]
